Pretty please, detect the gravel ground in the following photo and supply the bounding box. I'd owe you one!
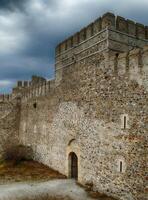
[0,179,96,200]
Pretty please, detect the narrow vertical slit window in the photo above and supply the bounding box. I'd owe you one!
[121,114,129,129]
[33,102,37,108]
[124,116,127,129]
[120,161,123,173]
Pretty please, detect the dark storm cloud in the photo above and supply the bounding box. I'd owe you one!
[0,0,28,11]
[0,0,148,93]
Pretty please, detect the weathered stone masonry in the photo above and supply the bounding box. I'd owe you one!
[0,13,147,200]
[0,95,21,159]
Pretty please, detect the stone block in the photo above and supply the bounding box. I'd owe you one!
[143,45,148,52]
[79,28,86,43]
[73,32,79,46]
[145,26,148,39]
[102,12,115,29]
[24,81,28,87]
[93,17,102,34]
[136,23,145,39]
[129,48,142,84]
[86,23,94,38]
[67,37,73,49]
[118,52,128,75]
[60,41,66,52]
[129,48,141,57]
[127,19,136,36]
[17,81,23,87]
[116,16,128,33]
[55,44,61,55]
[31,76,46,86]
[142,45,148,66]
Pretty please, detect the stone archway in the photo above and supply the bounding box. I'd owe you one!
[68,152,78,179]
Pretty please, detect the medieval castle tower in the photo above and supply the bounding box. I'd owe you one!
[0,12,147,200]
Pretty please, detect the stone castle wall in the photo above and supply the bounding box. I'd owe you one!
[0,97,20,160]
[0,13,147,200]
[17,45,147,200]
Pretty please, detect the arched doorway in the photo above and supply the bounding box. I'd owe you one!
[69,152,78,179]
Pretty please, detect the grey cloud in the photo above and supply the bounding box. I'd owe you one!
[0,0,29,11]
[0,55,54,80]
[0,0,148,93]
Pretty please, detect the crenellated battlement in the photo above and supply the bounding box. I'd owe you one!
[109,45,148,89]
[16,80,31,88]
[11,76,55,103]
[14,76,46,89]
[0,94,13,102]
[56,12,148,56]
[0,76,54,103]
[55,12,148,86]
[21,80,51,102]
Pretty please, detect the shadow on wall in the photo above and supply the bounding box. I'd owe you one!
[3,144,33,164]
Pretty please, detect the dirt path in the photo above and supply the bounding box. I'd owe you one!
[0,161,65,184]
[0,179,97,200]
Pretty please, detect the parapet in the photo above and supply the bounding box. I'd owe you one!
[109,45,148,89]
[10,75,57,103]
[14,76,46,90]
[102,12,115,29]
[93,17,102,35]
[146,26,148,39]
[56,12,148,56]
[16,80,30,88]
[116,16,128,33]
[127,19,136,36]
[136,23,145,39]
[21,79,52,102]
[2,75,51,103]
[31,75,46,86]
[0,94,13,102]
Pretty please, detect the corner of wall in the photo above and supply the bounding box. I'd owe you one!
[102,12,116,29]
[109,45,148,90]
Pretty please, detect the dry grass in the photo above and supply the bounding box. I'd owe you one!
[0,160,66,183]
[14,195,72,200]
[88,191,119,200]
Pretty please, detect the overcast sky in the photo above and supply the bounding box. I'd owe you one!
[0,0,148,93]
